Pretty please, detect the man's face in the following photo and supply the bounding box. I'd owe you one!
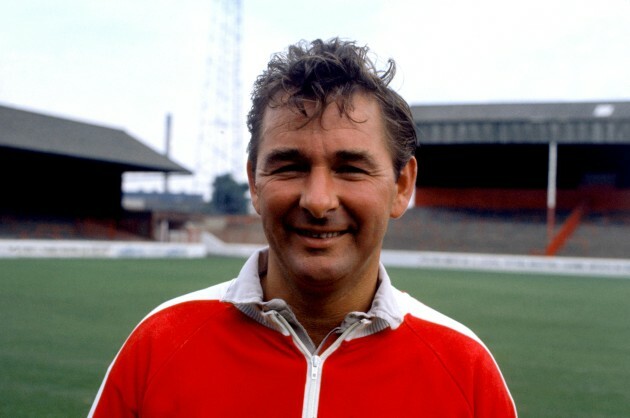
[248,93,416,294]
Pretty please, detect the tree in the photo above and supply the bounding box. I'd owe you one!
[210,173,249,215]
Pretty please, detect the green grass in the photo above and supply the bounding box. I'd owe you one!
[1,257,629,417]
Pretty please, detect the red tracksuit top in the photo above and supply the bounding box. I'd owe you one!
[89,249,517,418]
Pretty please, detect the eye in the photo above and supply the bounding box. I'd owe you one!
[270,163,307,175]
[336,165,368,175]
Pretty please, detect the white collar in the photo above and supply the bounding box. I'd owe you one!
[222,248,404,346]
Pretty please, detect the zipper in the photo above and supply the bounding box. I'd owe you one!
[311,355,321,380]
[269,312,365,418]
[304,354,321,418]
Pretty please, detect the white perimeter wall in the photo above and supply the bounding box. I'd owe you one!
[1,234,628,278]
[0,239,206,259]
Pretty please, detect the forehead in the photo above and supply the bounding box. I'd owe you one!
[260,94,385,144]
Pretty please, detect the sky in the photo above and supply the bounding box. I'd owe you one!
[2,0,630,197]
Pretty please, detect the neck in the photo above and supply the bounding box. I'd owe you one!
[261,265,378,347]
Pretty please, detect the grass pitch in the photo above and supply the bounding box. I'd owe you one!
[1,256,629,417]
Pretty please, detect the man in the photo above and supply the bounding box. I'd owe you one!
[89,38,517,417]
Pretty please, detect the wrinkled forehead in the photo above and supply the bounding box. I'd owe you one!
[260,93,383,138]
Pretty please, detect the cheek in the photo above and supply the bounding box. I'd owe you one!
[343,186,395,229]
[255,182,297,214]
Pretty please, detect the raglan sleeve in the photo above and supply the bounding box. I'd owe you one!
[471,347,518,418]
[87,323,151,418]
[87,309,171,418]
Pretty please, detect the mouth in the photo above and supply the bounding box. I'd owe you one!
[297,230,344,239]
[290,225,350,240]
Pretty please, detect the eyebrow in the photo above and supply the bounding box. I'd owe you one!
[260,148,379,170]
[334,150,379,170]
[260,148,306,169]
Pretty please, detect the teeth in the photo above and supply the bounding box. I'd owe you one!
[303,231,341,239]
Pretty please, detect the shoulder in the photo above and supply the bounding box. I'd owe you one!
[391,288,497,370]
[131,279,237,341]
[393,288,482,344]
[145,279,235,318]
[110,280,241,380]
[89,280,242,416]
[109,279,239,360]
[391,288,516,416]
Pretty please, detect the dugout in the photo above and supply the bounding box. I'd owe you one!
[412,101,630,212]
[0,104,190,239]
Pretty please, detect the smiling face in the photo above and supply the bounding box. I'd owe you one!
[248,93,416,299]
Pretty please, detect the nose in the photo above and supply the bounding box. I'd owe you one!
[299,168,339,218]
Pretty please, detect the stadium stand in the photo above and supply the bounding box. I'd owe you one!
[2,101,628,260]
[172,209,630,259]
[0,215,151,241]
[0,103,190,241]
[383,208,630,259]
[407,101,630,259]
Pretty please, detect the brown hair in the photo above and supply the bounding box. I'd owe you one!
[246,38,416,178]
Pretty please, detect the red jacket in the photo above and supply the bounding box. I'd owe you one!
[89,250,517,417]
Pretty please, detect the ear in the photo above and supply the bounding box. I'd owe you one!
[247,160,261,215]
[390,157,417,219]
